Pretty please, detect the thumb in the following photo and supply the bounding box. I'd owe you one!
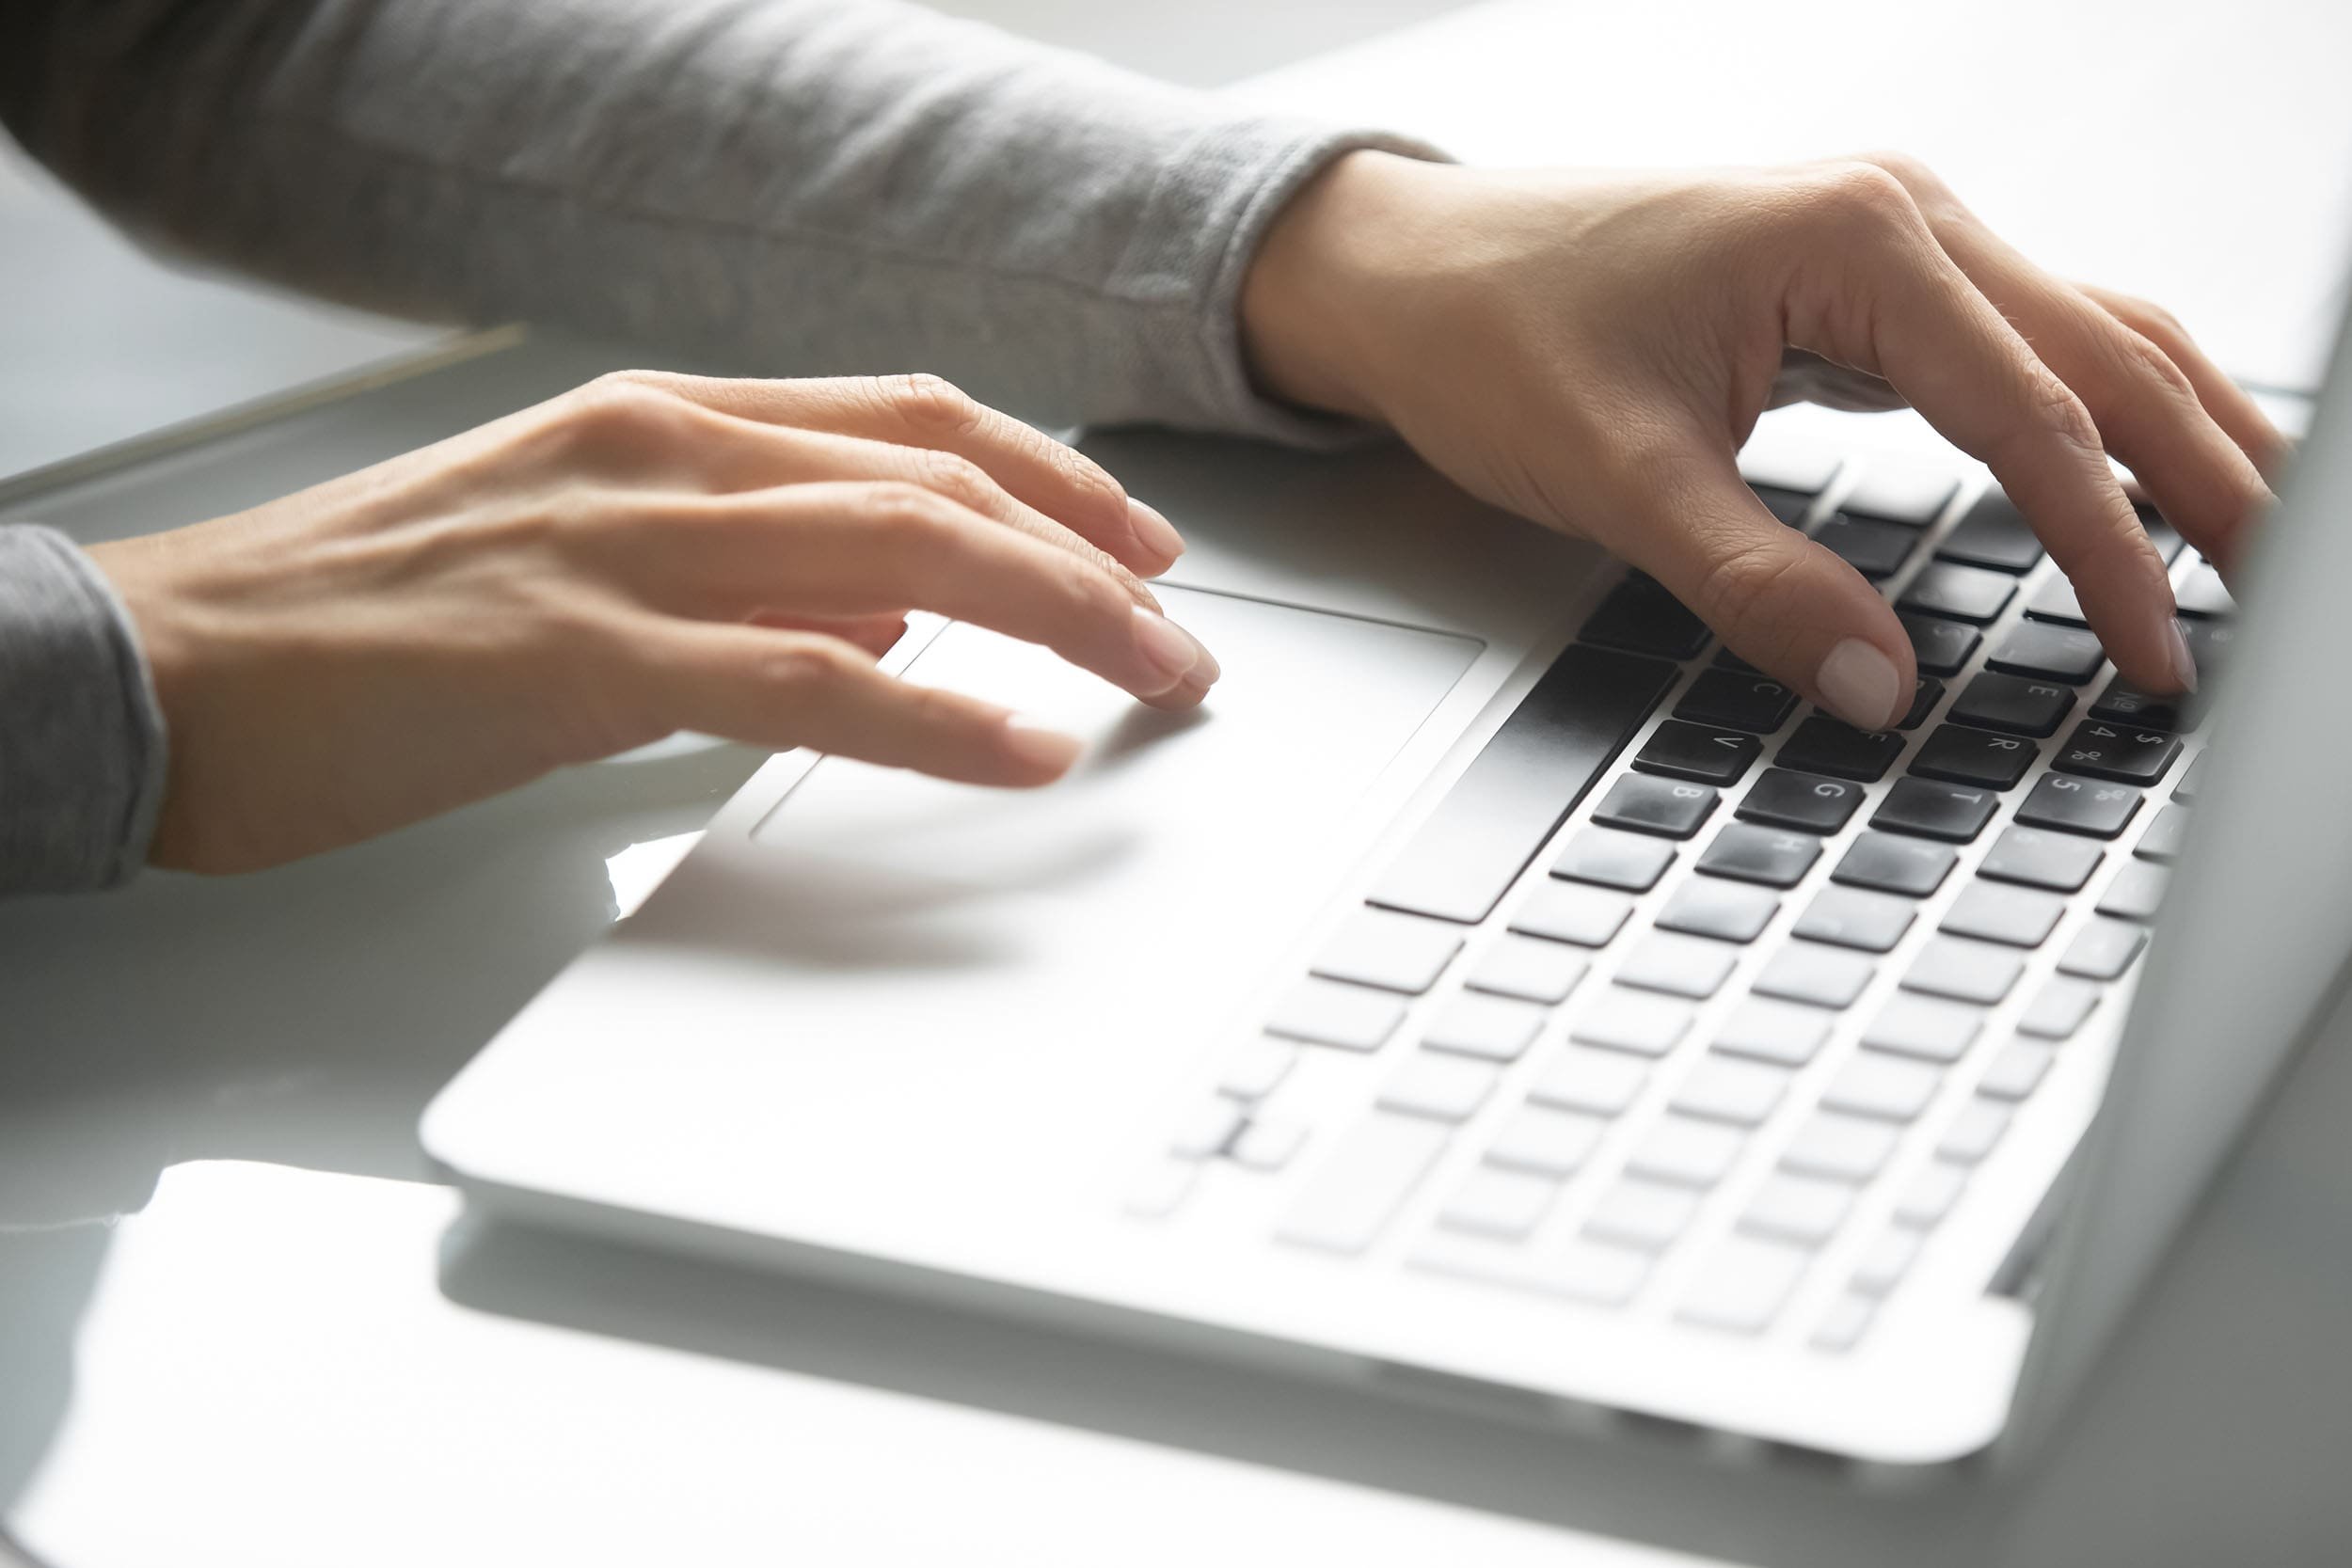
[1599,438,1917,731]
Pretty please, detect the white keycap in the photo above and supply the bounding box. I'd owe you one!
[1670,1055,1791,1126]
[1228,1117,1309,1172]
[1740,1171,1855,1247]
[1377,1053,1501,1123]
[1265,978,1404,1052]
[1422,992,1547,1062]
[1276,1114,1453,1254]
[1311,908,1466,994]
[1752,942,1876,1008]
[1712,997,1833,1066]
[1628,1116,1747,1188]
[1937,1098,2015,1164]
[2017,976,2101,1039]
[1677,1236,1813,1333]
[1409,1230,1651,1307]
[1583,1180,1702,1252]
[1438,1165,1562,1240]
[1739,445,1841,495]
[1862,993,1985,1063]
[1485,1104,1607,1176]
[1169,1098,1246,1159]
[1122,1157,1198,1220]
[1216,1037,1298,1102]
[1901,936,2026,1006]
[1613,931,1740,999]
[1510,881,1637,947]
[1839,463,1961,526]
[1978,1041,2057,1101]
[1892,1162,1969,1228]
[1529,1047,1650,1116]
[1466,934,1591,1005]
[1810,1292,1878,1354]
[1781,1111,1901,1182]
[1820,1053,1944,1122]
[1851,1227,1924,1298]
[1569,989,1694,1057]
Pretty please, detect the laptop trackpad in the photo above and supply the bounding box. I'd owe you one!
[706,585,1479,1212]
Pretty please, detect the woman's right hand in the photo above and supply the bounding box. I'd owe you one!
[87,371,1215,874]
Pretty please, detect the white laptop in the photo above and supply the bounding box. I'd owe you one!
[421,311,2349,1471]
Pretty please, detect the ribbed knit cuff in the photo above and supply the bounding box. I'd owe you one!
[0,525,167,894]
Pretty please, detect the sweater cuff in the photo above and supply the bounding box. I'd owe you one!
[1114,118,1452,450]
[0,525,168,894]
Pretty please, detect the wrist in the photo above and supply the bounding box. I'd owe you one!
[1239,149,1441,425]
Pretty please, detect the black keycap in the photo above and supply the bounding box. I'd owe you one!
[1896,676,1944,731]
[1947,672,2074,737]
[2175,562,2235,619]
[1899,611,1983,677]
[1899,562,2017,625]
[2138,506,2188,564]
[1580,575,1709,660]
[1712,646,1762,673]
[1552,826,1678,891]
[1674,669,1800,735]
[1870,777,1999,842]
[1979,825,2105,893]
[1695,822,1824,887]
[1909,723,2038,789]
[2013,772,2143,838]
[1833,832,1958,897]
[2053,721,2182,786]
[1634,719,1761,785]
[1591,772,1720,839]
[1752,483,1815,525]
[1737,768,1866,834]
[1776,716,1903,781]
[2181,618,2235,682]
[1369,643,1678,924]
[1812,513,1919,578]
[1985,623,2106,685]
[1935,493,2045,573]
[2024,575,2089,627]
[2088,675,2203,733]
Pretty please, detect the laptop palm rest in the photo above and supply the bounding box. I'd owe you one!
[426,585,1480,1253]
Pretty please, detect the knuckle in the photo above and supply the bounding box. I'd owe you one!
[561,374,687,445]
[752,638,855,703]
[1802,160,1923,240]
[1043,437,1127,517]
[860,480,954,546]
[1850,149,1941,198]
[2119,326,2196,398]
[912,446,996,511]
[882,372,986,438]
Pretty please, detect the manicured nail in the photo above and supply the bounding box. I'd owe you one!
[1127,498,1186,564]
[2167,619,2200,694]
[1131,605,1213,687]
[1000,715,1082,772]
[1816,638,1905,730]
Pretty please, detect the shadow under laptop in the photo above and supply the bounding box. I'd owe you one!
[436,1211,2013,1568]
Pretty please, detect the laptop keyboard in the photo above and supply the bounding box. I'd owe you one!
[1134,451,2225,1354]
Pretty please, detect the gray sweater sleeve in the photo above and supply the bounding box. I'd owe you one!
[0,0,1440,892]
[0,527,168,893]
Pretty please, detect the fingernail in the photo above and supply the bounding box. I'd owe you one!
[1127,498,1186,564]
[1131,605,1214,687]
[1816,638,1905,730]
[2167,619,2200,693]
[1000,715,1082,772]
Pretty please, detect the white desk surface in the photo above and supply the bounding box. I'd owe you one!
[8,5,2352,1565]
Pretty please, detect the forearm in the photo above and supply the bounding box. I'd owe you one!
[0,0,1435,437]
[0,527,168,895]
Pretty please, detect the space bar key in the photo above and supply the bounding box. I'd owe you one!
[1367,640,1677,926]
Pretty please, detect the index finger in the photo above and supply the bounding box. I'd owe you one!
[597,370,1185,577]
